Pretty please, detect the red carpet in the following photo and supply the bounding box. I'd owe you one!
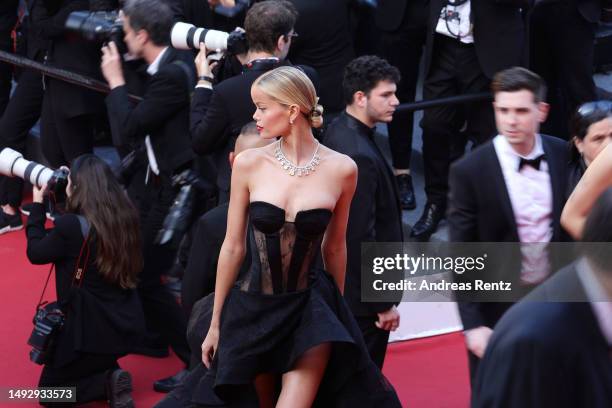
[0,215,470,407]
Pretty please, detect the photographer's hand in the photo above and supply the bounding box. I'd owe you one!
[195,44,213,78]
[101,42,126,90]
[33,184,47,204]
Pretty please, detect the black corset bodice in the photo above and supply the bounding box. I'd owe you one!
[238,201,333,294]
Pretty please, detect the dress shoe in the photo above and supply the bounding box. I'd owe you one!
[153,369,189,393]
[410,202,445,241]
[396,174,416,210]
[106,369,134,408]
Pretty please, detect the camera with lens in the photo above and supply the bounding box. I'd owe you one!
[171,22,249,56]
[28,302,65,365]
[0,148,70,208]
[64,0,126,52]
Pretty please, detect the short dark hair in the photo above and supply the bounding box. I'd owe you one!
[244,1,298,53]
[491,67,547,103]
[568,101,612,163]
[342,55,401,105]
[240,121,259,137]
[123,0,173,46]
[581,187,612,271]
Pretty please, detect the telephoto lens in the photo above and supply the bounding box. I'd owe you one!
[170,22,230,51]
[0,148,69,203]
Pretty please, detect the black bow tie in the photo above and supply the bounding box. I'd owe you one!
[518,154,546,171]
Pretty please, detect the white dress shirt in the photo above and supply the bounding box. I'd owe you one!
[142,47,169,177]
[493,134,553,284]
[435,0,474,43]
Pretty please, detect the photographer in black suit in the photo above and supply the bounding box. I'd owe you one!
[323,56,404,369]
[412,0,526,240]
[0,0,18,115]
[190,0,303,204]
[0,0,50,235]
[101,0,195,392]
[36,0,105,168]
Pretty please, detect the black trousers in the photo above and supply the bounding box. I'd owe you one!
[38,353,119,406]
[137,173,191,365]
[378,2,428,170]
[529,1,597,140]
[0,30,12,116]
[39,82,95,168]
[420,35,496,206]
[356,315,391,370]
[0,68,44,208]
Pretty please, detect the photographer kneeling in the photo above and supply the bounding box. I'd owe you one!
[26,155,145,407]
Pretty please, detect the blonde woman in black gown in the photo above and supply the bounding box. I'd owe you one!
[158,66,402,408]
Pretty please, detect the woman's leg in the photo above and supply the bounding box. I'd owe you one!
[276,343,331,408]
[254,373,276,408]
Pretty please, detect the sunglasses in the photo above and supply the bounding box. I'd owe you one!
[577,100,612,118]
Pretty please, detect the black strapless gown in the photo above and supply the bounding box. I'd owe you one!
[156,202,402,407]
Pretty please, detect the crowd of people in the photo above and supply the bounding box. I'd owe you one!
[0,0,611,407]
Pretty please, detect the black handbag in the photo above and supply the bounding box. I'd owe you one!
[27,217,91,365]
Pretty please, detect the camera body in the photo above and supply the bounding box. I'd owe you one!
[28,302,65,365]
[65,10,124,47]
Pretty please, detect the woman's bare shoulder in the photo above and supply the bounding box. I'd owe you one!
[319,145,357,178]
[233,144,274,171]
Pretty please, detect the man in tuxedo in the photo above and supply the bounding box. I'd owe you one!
[376,0,429,210]
[323,55,404,369]
[101,0,195,392]
[473,188,612,408]
[447,67,569,385]
[190,0,300,204]
[412,0,527,240]
[182,122,272,316]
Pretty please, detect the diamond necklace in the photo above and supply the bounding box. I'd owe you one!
[274,139,321,177]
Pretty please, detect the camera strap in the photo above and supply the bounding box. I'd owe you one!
[34,216,92,312]
[72,216,91,288]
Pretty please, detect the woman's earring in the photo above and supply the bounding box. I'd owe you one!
[289,118,294,125]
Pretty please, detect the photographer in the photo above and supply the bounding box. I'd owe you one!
[26,155,145,407]
[101,0,195,392]
[34,0,105,168]
[191,0,316,203]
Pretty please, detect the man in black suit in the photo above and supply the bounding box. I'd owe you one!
[529,0,601,139]
[473,188,612,408]
[376,0,428,210]
[0,0,47,235]
[411,0,527,240]
[287,0,354,120]
[35,0,105,168]
[182,122,272,316]
[190,0,301,204]
[101,0,195,392]
[0,0,18,115]
[323,55,404,369]
[447,67,569,386]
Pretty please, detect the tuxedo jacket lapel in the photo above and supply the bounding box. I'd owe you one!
[541,136,565,241]
[484,143,519,241]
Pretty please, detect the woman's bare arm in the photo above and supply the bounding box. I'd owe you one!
[321,157,357,294]
[562,143,612,239]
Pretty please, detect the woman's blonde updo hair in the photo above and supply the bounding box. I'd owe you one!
[253,66,324,129]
